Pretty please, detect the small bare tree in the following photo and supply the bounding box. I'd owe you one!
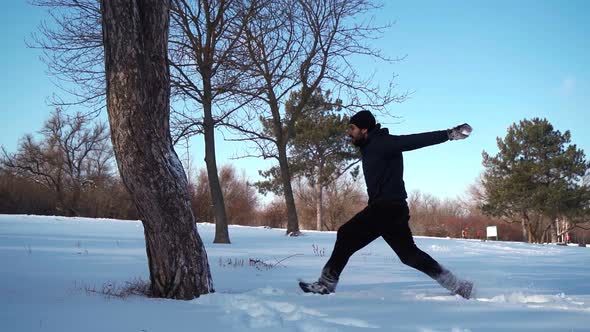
[408,191,464,238]
[1,109,111,216]
[295,174,365,231]
[100,0,213,299]
[191,165,259,226]
[219,165,259,226]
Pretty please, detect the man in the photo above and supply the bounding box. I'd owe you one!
[299,110,474,298]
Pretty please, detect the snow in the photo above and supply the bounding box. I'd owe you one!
[1,214,589,331]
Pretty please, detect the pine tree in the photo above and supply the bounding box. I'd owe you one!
[481,118,590,243]
[256,89,359,230]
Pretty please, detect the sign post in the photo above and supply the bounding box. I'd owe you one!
[486,226,498,241]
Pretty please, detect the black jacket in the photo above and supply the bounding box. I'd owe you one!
[360,125,449,204]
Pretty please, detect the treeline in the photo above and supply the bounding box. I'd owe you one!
[0,109,137,219]
[190,166,366,230]
[3,148,587,243]
[3,109,589,243]
[0,156,524,241]
[0,107,362,228]
[0,133,364,229]
[0,170,137,219]
[0,108,507,239]
[408,191,523,241]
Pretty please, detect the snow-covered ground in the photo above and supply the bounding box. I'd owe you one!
[1,214,589,331]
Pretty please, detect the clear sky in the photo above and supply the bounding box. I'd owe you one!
[1,0,589,201]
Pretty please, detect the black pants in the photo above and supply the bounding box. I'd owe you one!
[323,200,443,281]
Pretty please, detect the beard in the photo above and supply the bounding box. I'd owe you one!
[351,135,368,147]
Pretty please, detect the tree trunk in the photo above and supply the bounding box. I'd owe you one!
[277,146,300,236]
[316,182,323,231]
[69,183,82,216]
[55,182,67,215]
[101,0,213,299]
[268,95,300,236]
[521,212,530,243]
[526,222,534,243]
[316,162,325,231]
[549,217,559,243]
[520,219,530,242]
[203,85,230,244]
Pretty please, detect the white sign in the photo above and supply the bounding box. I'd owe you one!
[486,226,498,238]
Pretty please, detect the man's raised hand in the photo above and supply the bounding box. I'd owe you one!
[448,123,472,140]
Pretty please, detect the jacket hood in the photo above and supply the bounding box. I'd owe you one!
[367,124,389,141]
[356,124,388,150]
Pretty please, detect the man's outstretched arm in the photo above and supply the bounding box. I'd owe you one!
[384,124,472,152]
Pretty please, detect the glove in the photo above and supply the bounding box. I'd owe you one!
[447,123,472,140]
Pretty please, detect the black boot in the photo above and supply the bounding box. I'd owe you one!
[299,267,339,294]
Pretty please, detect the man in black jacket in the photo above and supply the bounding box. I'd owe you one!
[299,110,474,298]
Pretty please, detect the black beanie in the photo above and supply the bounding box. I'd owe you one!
[349,110,376,131]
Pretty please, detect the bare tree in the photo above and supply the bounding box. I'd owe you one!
[29,0,105,111]
[167,0,257,243]
[407,191,468,238]
[294,174,365,231]
[1,109,111,216]
[100,0,213,299]
[219,165,259,225]
[191,165,259,226]
[228,0,405,235]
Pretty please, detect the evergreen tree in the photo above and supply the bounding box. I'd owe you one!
[481,118,590,243]
[256,89,359,230]
[290,90,359,230]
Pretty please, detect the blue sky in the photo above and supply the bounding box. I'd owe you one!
[1,0,589,201]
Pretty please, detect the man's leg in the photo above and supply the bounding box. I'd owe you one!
[380,203,473,298]
[312,206,380,293]
[379,203,443,279]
